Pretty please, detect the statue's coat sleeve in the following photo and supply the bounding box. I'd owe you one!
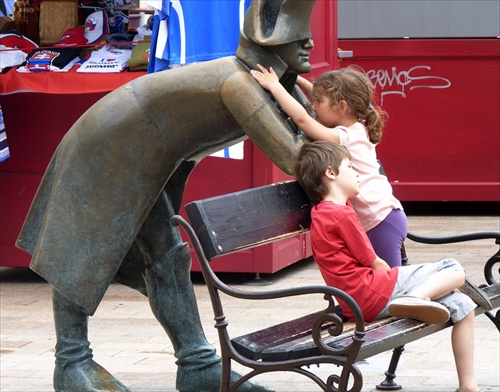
[221,71,310,176]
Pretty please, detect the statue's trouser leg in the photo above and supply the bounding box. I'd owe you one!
[144,243,220,390]
[141,191,272,392]
[52,288,130,392]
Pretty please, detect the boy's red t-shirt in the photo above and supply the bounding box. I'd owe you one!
[310,200,399,321]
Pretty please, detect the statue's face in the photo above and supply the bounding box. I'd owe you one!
[271,38,314,74]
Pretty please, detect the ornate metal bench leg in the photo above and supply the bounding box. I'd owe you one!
[376,345,405,390]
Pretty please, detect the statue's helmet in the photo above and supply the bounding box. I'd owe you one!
[243,0,316,46]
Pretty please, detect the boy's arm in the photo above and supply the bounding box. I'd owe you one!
[370,256,391,271]
[339,210,390,270]
[250,65,340,143]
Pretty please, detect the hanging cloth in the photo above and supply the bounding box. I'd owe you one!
[148,0,251,72]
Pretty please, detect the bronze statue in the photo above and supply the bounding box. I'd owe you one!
[16,0,316,390]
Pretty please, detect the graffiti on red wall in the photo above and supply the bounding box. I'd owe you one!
[350,65,451,105]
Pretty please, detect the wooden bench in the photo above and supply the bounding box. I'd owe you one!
[171,180,500,392]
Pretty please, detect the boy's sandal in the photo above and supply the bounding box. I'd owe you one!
[459,277,493,311]
[388,295,450,324]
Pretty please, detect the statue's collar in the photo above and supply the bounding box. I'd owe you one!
[236,34,288,79]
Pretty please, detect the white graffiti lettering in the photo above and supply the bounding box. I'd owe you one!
[349,65,451,105]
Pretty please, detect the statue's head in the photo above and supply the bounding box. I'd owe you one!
[242,0,316,74]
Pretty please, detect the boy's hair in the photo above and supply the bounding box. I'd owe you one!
[312,67,387,144]
[294,141,351,204]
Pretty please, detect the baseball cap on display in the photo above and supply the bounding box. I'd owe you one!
[59,27,88,46]
[84,11,109,44]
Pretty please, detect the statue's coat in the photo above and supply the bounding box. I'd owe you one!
[16,56,308,315]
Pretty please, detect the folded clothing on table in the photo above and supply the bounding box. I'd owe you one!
[77,45,132,73]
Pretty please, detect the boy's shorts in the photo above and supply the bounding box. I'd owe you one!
[376,258,476,323]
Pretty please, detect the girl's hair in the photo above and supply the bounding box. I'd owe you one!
[312,67,387,144]
[294,141,351,205]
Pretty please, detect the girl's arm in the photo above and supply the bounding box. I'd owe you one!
[250,65,339,143]
[221,70,311,176]
[296,75,313,99]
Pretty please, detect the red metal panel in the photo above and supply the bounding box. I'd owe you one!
[338,38,500,201]
[0,92,107,173]
[0,173,40,267]
[0,92,109,267]
[309,0,338,77]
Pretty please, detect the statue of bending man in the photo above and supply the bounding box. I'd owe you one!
[16,0,315,390]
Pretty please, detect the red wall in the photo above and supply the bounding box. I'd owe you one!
[337,38,500,202]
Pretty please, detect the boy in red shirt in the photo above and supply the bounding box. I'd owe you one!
[294,141,492,392]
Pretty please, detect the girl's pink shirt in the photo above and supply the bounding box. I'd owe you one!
[336,122,402,231]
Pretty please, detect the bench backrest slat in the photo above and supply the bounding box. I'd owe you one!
[184,181,312,259]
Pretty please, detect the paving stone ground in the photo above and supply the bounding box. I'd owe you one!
[1,212,499,392]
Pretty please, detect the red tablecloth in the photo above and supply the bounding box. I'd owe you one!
[0,67,147,95]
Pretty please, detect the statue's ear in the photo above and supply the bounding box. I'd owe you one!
[243,0,315,46]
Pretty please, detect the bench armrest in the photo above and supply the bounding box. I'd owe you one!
[407,231,500,285]
[407,231,500,245]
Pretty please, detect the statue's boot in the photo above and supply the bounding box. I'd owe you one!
[52,288,130,392]
[144,243,273,392]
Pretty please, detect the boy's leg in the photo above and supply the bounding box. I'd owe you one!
[385,258,466,324]
[399,259,492,310]
[409,268,465,300]
[451,311,478,392]
[388,261,479,391]
[458,277,493,310]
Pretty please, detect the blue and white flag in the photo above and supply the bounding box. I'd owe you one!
[0,0,14,17]
[149,0,250,71]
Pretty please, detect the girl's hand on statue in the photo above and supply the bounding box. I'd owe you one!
[250,64,280,91]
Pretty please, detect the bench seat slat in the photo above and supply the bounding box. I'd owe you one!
[231,310,325,360]
[260,318,404,361]
[232,315,396,361]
